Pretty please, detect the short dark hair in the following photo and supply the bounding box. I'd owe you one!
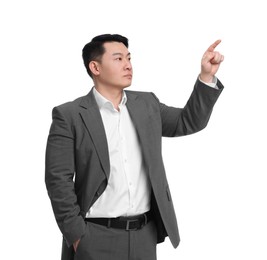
[82,34,129,78]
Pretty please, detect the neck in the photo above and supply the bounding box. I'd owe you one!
[95,84,124,110]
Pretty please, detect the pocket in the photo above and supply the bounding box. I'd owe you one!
[75,223,89,255]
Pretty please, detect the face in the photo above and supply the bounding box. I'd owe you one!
[94,41,133,90]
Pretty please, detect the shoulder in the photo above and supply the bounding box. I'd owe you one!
[54,95,84,111]
[53,94,89,113]
[50,93,90,122]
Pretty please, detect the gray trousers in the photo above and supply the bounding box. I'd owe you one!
[73,220,157,260]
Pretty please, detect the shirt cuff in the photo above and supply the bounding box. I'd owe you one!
[199,76,219,90]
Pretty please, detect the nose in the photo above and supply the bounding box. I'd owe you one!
[125,59,132,71]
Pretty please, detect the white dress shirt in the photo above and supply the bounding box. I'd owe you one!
[86,88,151,218]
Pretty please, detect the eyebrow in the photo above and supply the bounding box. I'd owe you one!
[112,52,131,57]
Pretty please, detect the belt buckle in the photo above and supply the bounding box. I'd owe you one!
[126,219,138,231]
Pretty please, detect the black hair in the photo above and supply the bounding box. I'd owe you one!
[82,34,129,78]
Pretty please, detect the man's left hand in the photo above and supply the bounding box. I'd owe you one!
[200,40,224,83]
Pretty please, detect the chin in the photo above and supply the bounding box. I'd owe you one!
[121,81,132,89]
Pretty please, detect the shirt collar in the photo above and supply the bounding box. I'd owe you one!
[93,87,127,110]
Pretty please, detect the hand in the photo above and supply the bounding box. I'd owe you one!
[200,40,224,83]
[73,239,81,252]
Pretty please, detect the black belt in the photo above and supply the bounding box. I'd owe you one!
[85,211,152,231]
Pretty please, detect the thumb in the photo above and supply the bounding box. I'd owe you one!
[203,52,215,62]
[202,51,215,64]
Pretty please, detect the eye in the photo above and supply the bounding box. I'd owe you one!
[115,57,122,61]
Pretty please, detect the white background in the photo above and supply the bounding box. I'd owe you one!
[1,0,267,259]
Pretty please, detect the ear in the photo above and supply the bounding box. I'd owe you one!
[89,61,100,76]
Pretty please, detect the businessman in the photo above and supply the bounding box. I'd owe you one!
[45,34,224,260]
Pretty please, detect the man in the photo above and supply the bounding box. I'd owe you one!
[45,34,224,260]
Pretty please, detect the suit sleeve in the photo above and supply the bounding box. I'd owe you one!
[156,78,224,137]
[45,106,86,247]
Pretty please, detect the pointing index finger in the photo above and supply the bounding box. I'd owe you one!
[207,39,221,52]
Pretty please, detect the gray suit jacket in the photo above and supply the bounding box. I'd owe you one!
[45,79,223,260]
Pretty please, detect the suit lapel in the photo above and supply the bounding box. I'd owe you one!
[126,92,151,166]
[79,89,110,180]
[126,92,148,132]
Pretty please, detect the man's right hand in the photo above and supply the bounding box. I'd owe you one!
[73,239,81,252]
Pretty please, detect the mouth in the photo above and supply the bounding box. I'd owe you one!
[124,74,132,79]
